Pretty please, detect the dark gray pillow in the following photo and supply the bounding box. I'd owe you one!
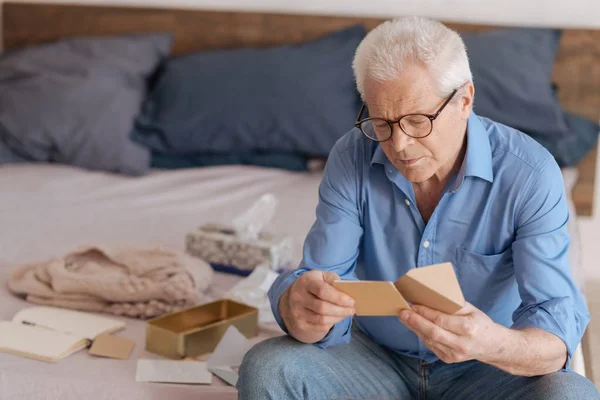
[0,33,172,175]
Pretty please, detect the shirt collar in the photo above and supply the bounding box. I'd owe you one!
[370,112,494,190]
[451,112,494,191]
[370,144,388,167]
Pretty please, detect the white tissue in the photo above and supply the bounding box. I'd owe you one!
[232,193,278,241]
[225,265,280,325]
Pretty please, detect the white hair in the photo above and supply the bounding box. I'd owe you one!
[352,16,473,100]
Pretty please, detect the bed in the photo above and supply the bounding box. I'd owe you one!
[0,163,588,399]
[0,163,324,399]
[1,2,599,399]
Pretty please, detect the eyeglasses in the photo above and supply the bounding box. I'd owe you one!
[354,89,458,142]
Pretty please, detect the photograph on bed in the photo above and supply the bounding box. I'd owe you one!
[1,2,599,399]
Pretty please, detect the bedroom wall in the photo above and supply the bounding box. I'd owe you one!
[1,0,600,51]
[2,0,600,39]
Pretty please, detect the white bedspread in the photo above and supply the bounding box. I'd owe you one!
[0,163,586,399]
[0,164,324,400]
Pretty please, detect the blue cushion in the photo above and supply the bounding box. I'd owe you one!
[461,28,598,166]
[556,112,599,167]
[131,26,365,158]
[0,33,172,175]
[0,140,27,163]
[151,151,308,171]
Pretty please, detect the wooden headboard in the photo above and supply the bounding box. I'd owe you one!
[3,2,600,215]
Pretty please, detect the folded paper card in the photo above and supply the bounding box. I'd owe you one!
[332,262,465,316]
[136,359,212,384]
[0,306,125,362]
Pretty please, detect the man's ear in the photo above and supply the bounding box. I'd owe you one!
[459,82,475,119]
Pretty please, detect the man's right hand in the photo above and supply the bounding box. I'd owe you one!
[278,270,356,344]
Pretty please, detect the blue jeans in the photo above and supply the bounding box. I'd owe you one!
[237,327,599,400]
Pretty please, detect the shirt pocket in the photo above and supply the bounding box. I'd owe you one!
[455,247,511,272]
[452,247,514,306]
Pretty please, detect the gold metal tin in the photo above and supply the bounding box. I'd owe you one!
[145,299,259,359]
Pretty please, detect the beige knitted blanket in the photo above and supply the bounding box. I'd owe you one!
[7,245,214,319]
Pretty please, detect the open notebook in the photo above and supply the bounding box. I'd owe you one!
[0,306,125,362]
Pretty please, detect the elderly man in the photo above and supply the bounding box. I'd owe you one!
[237,17,599,399]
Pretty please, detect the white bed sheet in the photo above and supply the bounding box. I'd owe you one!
[0,163,324,400]
[0,163,586,399]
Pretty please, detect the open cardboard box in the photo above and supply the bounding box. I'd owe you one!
[145,299,258,359]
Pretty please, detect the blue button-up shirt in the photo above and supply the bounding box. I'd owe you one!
[268,112,589,370]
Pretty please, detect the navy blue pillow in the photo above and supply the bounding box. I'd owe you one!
[151,151,308,171]
[0,140,27,163]
[131,26,365,158]
[462,28,598,166]
[547,112,599,167]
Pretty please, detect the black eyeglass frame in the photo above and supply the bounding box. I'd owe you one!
[354,89,458,142]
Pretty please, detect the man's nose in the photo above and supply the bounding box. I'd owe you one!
[389,124,414,153]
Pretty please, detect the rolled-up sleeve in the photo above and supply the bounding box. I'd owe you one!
[511,156,590,370]
[268,141,363,348]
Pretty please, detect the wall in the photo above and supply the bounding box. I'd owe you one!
[2,0,600,51]
[2,0,600,29]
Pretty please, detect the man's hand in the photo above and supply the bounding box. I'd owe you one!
[279,271,356,344]
[399,301,501,364]
[400,301,568,375]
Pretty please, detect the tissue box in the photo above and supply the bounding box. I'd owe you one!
[186,223,293,275]
[145,299,259,359]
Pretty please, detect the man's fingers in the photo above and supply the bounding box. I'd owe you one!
[321,271,341,284]
[303,294,356,318]
[400,309,461,349]
[411,305,474,335]
[302,307,349,326]
[420,335,455,361]
[415,330,472,364]
[291,318,332,335]
[306,279,355,308]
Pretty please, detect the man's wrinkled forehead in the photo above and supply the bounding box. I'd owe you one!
[364,78,439,118]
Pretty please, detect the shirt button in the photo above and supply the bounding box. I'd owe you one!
[423,240,430,248]
[405,199,410,206]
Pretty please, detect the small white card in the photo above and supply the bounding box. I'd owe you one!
[207,325,255,386]
[136,359,212,385]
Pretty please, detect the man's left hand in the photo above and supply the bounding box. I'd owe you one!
[399,302,502,364]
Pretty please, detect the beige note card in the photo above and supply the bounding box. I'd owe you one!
[332,281,410,316]
[88,334,135,360]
